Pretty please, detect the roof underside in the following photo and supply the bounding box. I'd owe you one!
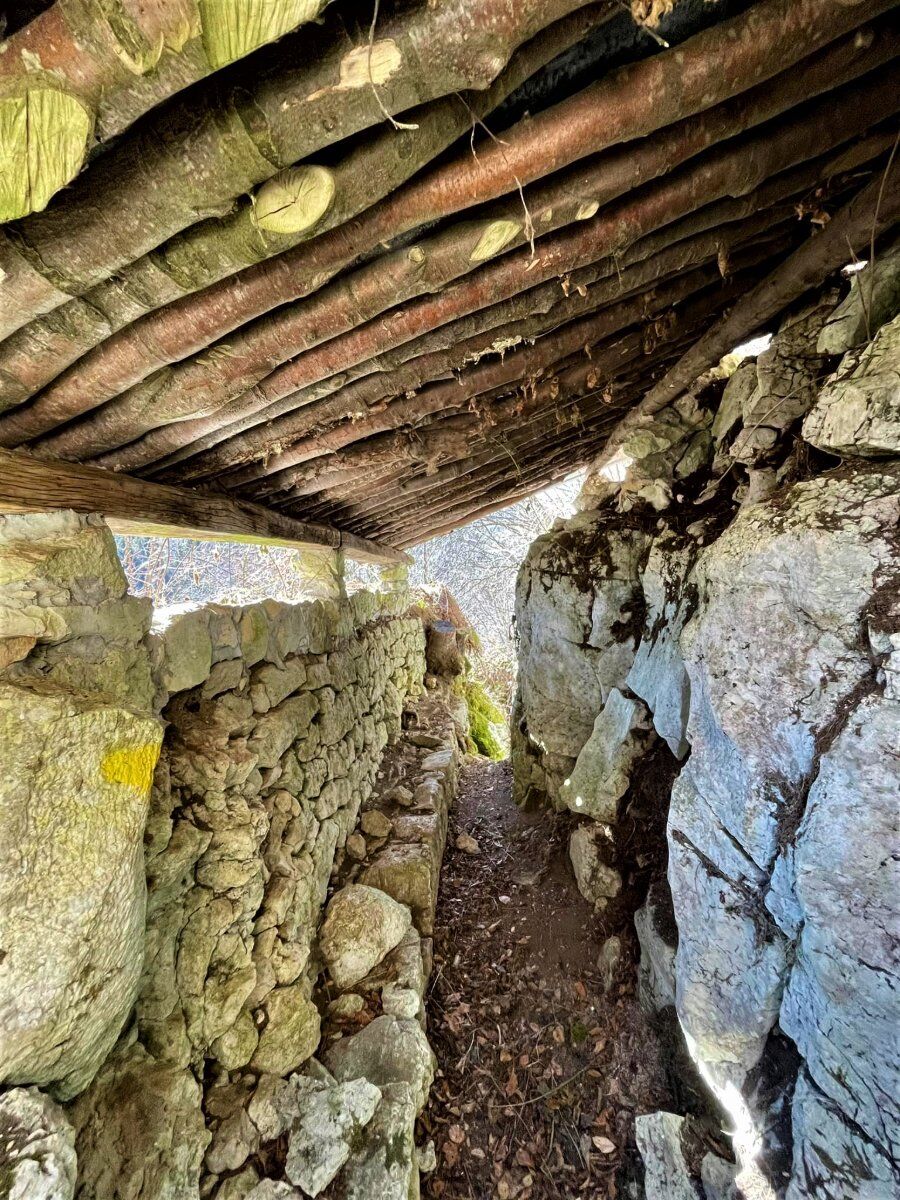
[0,0,896,548]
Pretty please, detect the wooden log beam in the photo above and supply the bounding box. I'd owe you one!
[637,165,900,413]
[0,449,408,566]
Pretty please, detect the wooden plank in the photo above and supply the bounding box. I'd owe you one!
[0,449,410,566]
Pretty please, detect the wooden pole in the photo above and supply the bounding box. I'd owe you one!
[0,449,409,566]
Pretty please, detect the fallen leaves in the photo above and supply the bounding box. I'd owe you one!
[421,761,674,1200]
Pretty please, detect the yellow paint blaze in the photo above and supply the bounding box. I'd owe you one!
[101,742,160,792]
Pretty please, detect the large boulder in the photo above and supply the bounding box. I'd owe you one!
[666,463,899,1188]
[512,511,650,804]
[0,1087,76,1200]
[319,885,412,988]
[0,511,161,1099]
[559,688,654,820]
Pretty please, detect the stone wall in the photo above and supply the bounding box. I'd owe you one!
[512,282,900,1197]
[0,512,442,1199]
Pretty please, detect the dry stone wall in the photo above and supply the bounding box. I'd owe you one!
[0,514,448,1199]
[512,269,900,1199]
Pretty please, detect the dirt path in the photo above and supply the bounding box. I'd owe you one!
[420,759,674,1200]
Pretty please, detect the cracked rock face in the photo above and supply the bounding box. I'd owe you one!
[803,311,900,457]
[0,1087,76,1200]
[512,511,650,806]
[513,284,900,1198]
[283,1076,382,1197]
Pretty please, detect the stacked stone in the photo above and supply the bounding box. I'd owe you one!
[0,523,432,1199]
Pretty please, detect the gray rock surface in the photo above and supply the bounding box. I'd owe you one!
[319,885,412,989]
[568,823,622,911]
[635,1112,702,1200]
[71,1039,209,1200]
[512,512,650,805]
[337,1081,419,1200]
[284,1076,381,1197]
[559,688,653,820]
[325,1016,435,1113]
[803,312,900,457]
[816,241,900,355]
[0,512,161,1098]
[0,1087,76,1200]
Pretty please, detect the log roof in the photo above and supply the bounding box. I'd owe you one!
[0,0,897,550]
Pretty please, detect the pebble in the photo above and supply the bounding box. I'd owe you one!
[455,833,481,855]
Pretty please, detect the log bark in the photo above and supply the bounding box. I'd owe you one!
[0,0,331,222]
[170,212,797,482]
[72,75,899,473]
[152,177,829,477]
[6,10,890,442]
[229,263,735,492]
[0,449,407,565]
[0,8,604,420]
[638,167,900,413]
[0,0,593,338]
[253,278,737,504]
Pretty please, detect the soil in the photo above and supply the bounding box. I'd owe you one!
[420,759,675,1200]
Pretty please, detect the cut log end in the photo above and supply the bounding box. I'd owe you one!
[0,87,92,223]
[470,219,522,263]
[197,0,327,70]
[252,164,336,236]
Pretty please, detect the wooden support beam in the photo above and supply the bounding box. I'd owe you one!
[0,449,409,566]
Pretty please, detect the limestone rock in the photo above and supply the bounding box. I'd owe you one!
[626,534,695,759]
[579,393,713,512]
[337,1081,418,1200]
[568,824,621,910]
[0,1087,76,1200]
[513,513,650,804]
[246,1184,303,1200]
[803,312,900,457]
[152,605,213,696]
[778,696,899,1172]
[325,1016,435,1113]
[360,845,439,935]
[381,984,420,1021]
[251,985,321,1075]
[284,1076,381,1197]
[71,1039,209,1200]
[816,241,900,355]
[360,810,392,838]
[455,832,480,854]
[0,682,161,1097]
[634,886,677,1014]
[319,885,412,989]
[559,688,653,820]
[635,1112,701,1200]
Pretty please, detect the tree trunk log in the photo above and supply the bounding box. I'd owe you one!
[0,0,593,338]
[0,0,332,222]
[0,7,603,421]
[74,73,897,473]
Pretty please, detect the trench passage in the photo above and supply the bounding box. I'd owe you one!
[421,759,676,1199]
